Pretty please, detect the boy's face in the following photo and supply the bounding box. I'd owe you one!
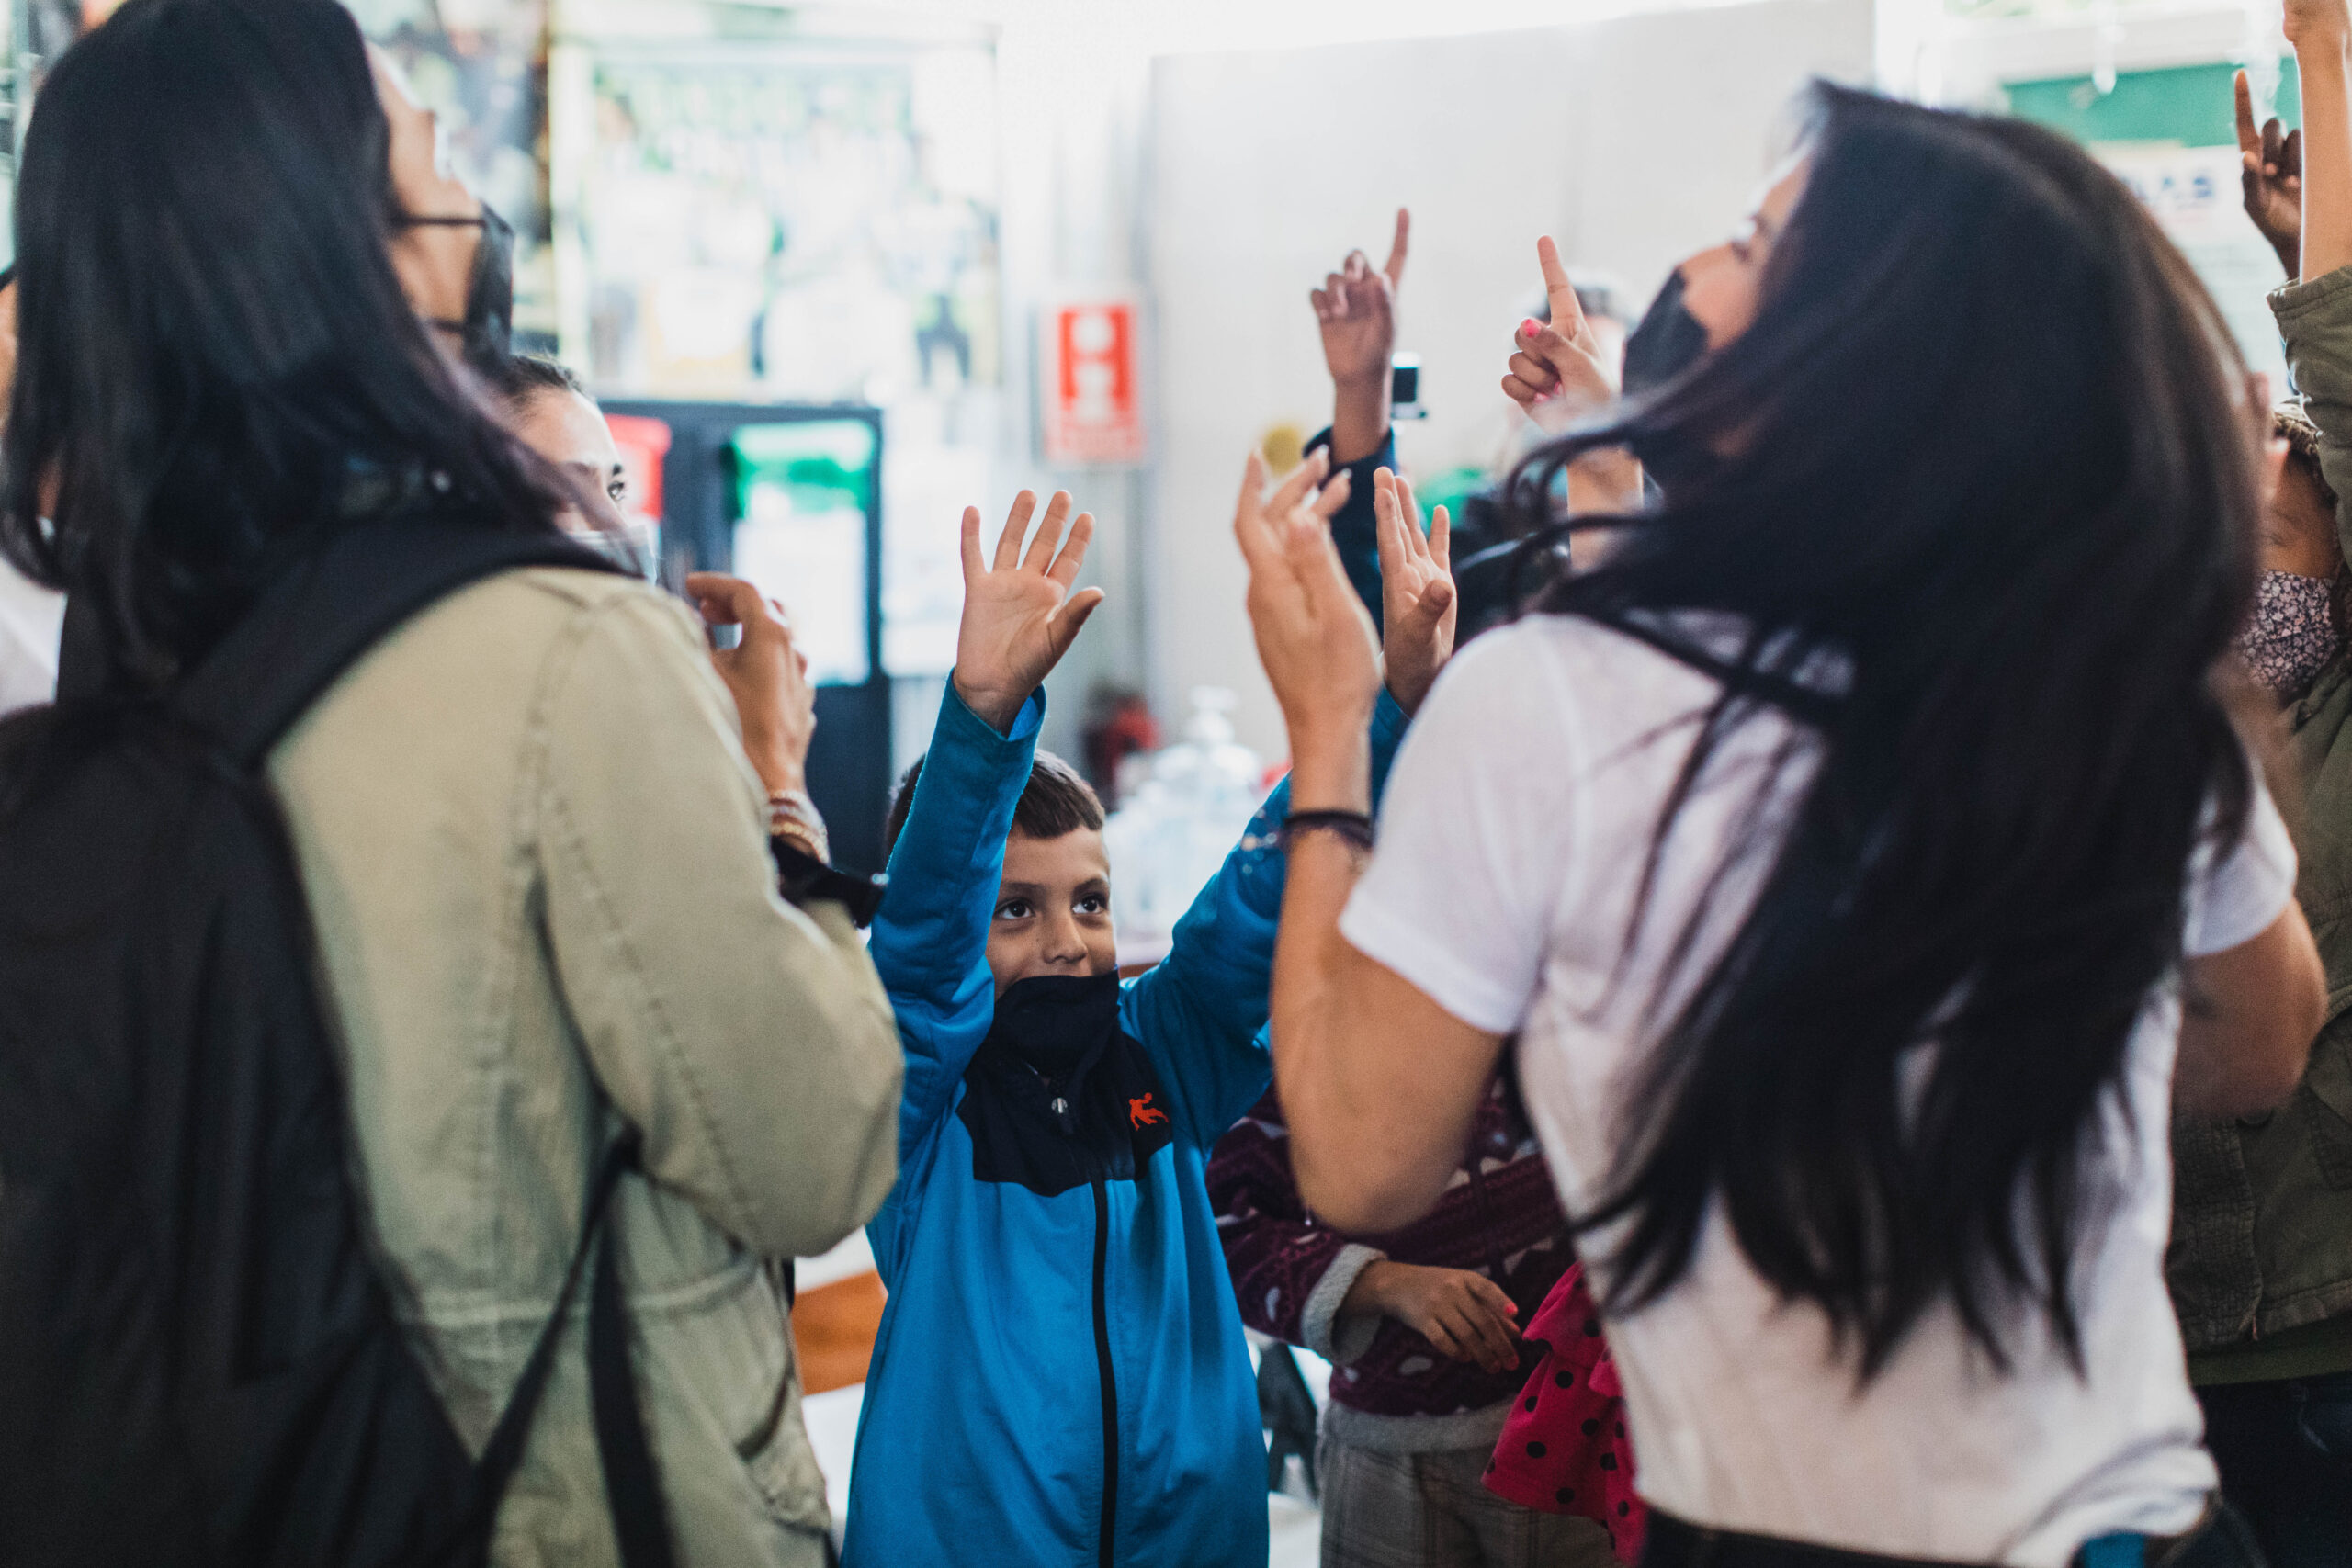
[988,828,1117,996]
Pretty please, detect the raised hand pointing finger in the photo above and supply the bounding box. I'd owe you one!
[1537,234,1584,342]
[1383,207,1410,288]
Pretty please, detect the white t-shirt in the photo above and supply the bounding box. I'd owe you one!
[1340,615,2296,1565]
[0,561,62,716]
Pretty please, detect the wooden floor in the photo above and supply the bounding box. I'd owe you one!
[794,1269,887,1394]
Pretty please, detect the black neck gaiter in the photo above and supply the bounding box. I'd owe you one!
[957,972,1174,1197]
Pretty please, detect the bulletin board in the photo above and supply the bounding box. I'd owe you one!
[564,41,1001,403]
[8,0,557,341]
[555,35,1002,678]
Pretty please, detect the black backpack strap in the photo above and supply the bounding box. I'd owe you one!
[173,513,616,770]
[591,1203,677,1568]
[443,1130,653,1563]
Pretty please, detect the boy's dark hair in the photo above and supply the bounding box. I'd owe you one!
[884,748,1104,859]
[486,353,589,414]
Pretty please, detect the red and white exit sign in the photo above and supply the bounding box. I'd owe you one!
[1041,298,1147,467]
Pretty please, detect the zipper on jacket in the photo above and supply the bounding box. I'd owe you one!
[1090,1168,1119,1568]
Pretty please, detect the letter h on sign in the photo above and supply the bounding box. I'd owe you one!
[1041,297,1147,468]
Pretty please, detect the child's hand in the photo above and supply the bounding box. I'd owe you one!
[1235,450,1375,799]
[1348,1261,1521,1373]
[1374,468,1454,716]
[2236,69,2304,277]
[1314,209,1408,392]
[1316,209,1410,466]
[1502,236,1618,436]
[953,490,1103,734]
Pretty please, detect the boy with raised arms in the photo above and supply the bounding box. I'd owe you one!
[844,464,1453,1566]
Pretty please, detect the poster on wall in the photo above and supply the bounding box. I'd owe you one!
[17,0,555,344]
[572,45,1001,402]
[345,0,555,346]
[568,39,1001,678]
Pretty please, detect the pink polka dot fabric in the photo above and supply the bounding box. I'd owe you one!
[1482,1263,1645,1561]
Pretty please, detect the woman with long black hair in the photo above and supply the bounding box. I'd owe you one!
[0,2,900,1562]
[1238,85,2327,1564]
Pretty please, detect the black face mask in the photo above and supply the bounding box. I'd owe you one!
[1618,269,1714,494]
[986,972,1124,1083]
[1622,267,1709,399]
[957,972,1174,1197]
[394,201,514,373]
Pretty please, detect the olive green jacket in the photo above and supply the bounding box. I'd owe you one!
[268,567,903,1565]
[2169,265,2352,1354]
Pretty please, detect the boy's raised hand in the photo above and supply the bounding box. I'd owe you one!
[1374,468,1455,716]
[953,490,1103,734]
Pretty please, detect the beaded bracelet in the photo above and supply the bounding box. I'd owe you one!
[767,788,831,866]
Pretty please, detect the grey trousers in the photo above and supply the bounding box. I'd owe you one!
[1316,1432,1623,1568]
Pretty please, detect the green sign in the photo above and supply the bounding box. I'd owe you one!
[2006,60,2299,149]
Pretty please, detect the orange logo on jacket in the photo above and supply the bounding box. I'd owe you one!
[1128,1094,1168,1129]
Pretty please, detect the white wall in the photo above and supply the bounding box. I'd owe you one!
[1146,0,1873,761]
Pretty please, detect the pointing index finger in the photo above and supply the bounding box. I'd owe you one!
[1384,207,1410,288]
[1537,235,1583,339]
[2237,69,2261,160]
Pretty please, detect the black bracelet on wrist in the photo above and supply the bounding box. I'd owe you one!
[769,838,888,928]
[1278,809,1374,854]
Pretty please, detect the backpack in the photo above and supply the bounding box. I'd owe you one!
[0,514,676,1568]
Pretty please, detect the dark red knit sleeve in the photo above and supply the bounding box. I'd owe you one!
[1206,1090,1356,1345]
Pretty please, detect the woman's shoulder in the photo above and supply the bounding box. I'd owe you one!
[430,566,706,660]
[370,567,723,738]
[1437,612,1727,733]
[492,563,687,620]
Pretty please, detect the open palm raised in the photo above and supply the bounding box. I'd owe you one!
[1373,468,1454,716]
[952,490,1105,733]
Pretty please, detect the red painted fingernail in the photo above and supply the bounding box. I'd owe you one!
[1521,317,1541,336]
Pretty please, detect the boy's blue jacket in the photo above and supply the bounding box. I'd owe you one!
[843,671,1407,1568]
